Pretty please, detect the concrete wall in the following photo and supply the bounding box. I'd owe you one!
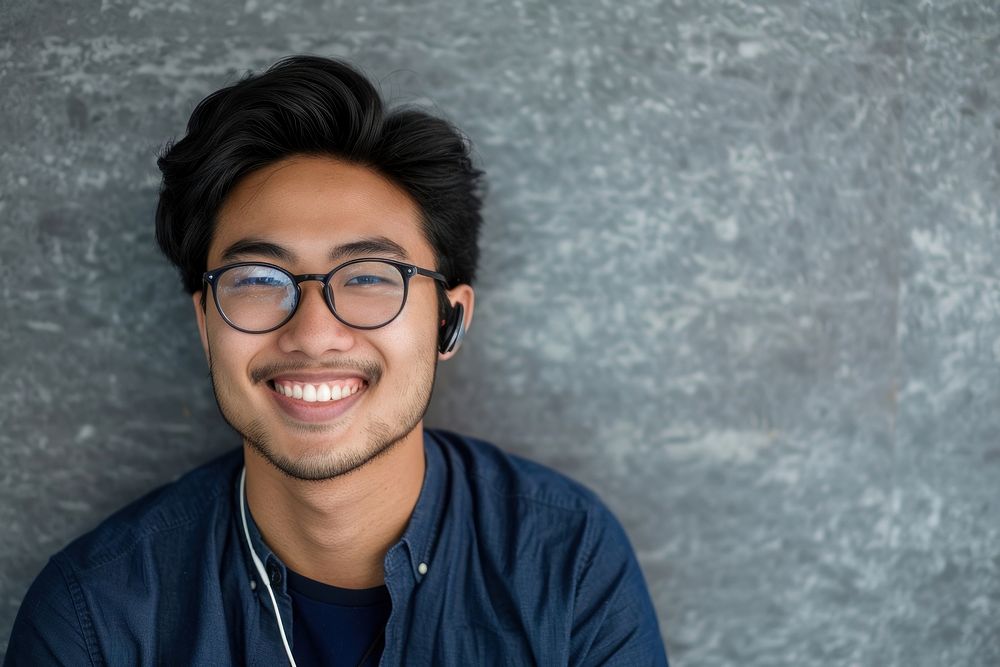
[2,1,999,664]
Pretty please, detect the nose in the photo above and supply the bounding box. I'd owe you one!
[276,280,356,357]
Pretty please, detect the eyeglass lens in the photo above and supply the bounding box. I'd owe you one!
[215,261,406,331]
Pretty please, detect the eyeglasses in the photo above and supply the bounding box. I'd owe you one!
[202,259,448,334]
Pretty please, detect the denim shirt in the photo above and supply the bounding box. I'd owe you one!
[5,430,668,666]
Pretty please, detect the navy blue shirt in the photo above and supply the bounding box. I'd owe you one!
[5,430,668,665]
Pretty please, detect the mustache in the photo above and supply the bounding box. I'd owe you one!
[250,358,383,386]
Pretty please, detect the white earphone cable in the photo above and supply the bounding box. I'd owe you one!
[240,467,298,667]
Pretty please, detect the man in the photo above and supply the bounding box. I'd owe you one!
[5,56,668,666]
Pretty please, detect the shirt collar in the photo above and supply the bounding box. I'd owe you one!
[395,430,447,580]
[235,466,286,595]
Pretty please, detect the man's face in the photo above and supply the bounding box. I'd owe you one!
[192,156,469,481]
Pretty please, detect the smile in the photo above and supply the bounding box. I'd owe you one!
[269,378,366,403]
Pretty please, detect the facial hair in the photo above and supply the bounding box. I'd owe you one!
[206,340,438,482]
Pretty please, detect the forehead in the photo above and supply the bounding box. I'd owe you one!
[209,156,430,265]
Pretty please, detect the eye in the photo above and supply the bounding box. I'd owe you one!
[345,274,387,286]
[236,275,285,287]
[333,261,403,290]
[220,265,291,292]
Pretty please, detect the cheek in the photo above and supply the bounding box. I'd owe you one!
[205,322,261,381]
[377,328,435,370]
[380,298,440,361]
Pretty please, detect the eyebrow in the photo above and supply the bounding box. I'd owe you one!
[219,239,292,263]
[218,235,411,264]
[330,236,410,262]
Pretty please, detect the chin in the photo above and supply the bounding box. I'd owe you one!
[241,415,412,482]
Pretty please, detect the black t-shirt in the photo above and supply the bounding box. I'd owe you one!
[286,568,391,667]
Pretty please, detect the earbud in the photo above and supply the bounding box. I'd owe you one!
[439,302,465,354]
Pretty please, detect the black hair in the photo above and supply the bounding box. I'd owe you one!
[155,55,484,297]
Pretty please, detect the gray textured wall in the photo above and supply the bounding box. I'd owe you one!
[2,1,999,664]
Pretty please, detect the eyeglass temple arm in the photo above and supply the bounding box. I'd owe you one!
[414,267,448,285]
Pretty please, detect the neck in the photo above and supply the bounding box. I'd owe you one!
[243,426,426,589]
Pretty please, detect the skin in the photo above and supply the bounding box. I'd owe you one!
[192,155,474,589]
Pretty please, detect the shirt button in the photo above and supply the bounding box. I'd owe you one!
[268,564,283,587]
[417,562,428,575]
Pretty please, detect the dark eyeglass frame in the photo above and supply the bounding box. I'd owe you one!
[203,258,448,334]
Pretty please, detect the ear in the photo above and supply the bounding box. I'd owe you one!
[192,290,211,364]
[439,284,475,361]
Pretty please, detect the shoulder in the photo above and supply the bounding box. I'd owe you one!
[5,448,244,664]
[429,428,607,512]
[424,430,667,664]
[51,447,242,575]
[427,429,627,556]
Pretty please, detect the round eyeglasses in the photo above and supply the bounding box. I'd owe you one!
[202,259,448,334]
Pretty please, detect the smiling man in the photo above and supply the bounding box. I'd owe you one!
[5,56,668,666]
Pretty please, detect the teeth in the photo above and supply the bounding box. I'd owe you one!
[275,380,363,403]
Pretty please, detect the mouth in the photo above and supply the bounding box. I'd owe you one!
[264,374,370,423]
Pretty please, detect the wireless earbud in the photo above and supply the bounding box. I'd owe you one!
[439,302,465,354]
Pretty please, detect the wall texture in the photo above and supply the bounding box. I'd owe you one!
[2,1,999,664]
